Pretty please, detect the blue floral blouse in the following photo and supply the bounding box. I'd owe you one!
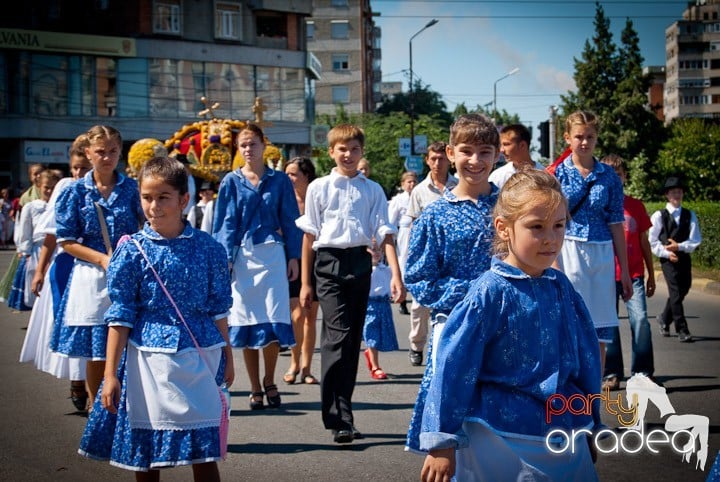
[55,170,142,253]
[554,156,624,242]
[404,188,498,315]
[212,168,302,262]
[104,223,232,353]
[419,258,602,451]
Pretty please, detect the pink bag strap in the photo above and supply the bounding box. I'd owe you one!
[125,235,229,458]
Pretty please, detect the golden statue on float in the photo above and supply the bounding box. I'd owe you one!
[128,96,284,181]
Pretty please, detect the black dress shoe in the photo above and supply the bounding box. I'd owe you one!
[409,349,423,366]
[678,331,693,343]
[657,315,670,337]
[399,302,410,315]
[332,429,353,444]
[351,426,363,439]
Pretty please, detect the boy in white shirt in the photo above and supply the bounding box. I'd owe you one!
[296,124,404,444]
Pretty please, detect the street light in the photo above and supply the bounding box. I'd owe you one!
[409,19,438,155]
[492,67,519,119]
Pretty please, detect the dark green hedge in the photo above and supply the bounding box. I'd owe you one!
[644,201,719,272]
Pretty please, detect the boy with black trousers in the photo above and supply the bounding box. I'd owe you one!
[296,124,405,443]
[649,176,702,342]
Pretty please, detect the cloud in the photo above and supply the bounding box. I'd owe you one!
[534,65,576,93]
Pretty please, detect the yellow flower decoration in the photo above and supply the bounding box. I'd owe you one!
[128,139,168,177]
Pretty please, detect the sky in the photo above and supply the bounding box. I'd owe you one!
[373,0,690,147]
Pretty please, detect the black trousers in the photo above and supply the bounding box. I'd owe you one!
[314,246,372,431]
[659,254,692,334]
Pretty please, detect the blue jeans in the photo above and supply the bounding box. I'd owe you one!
[604,277,654,378]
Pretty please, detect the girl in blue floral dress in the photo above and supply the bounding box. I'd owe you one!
[404,114,500,453]
[50,125,143,409]
[420,170,602,482]
[554,110,631,372]
[212,123,302,410]
[362,242,398,381]
[79,157,233,480]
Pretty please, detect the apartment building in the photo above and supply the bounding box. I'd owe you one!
[664,0,720,123]
[0,0,319,187]
[307,0,381,116]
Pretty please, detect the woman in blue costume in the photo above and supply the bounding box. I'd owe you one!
[213,123,302,410]
[50,125,143,409]
[79,157,233,481]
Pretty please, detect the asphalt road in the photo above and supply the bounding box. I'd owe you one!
[0,249,718,482]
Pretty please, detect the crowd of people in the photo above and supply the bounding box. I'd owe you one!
[10,111,704,481]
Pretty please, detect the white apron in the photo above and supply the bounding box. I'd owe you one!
[63,260,110,326]
[126,344,222,430]
[229,242,290,327]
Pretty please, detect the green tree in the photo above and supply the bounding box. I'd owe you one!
[376,80,454,127]
[313,109,449,197]
[655,119,720,201]
[561,1,619,147]
[610,18,666,163]
[559,3,667,175]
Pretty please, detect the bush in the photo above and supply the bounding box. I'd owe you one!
[644,201,719,273]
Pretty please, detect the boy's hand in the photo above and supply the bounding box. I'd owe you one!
[668,252,679,263]
[645,276,656,298]
[665,238,679,253]
[620,272,632,303]
[421,448,455,482]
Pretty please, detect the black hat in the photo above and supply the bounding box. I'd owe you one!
[662,176,684,193]
[199,181,216,192]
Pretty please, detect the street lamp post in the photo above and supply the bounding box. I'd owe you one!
[492,67,520,120]
[409,19,438,155]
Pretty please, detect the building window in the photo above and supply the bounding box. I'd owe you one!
[306,21,315,40]
[332,54,349,71]
[216,2,242,40]
[153,1,181,35]
[332,86,349,104]
[331,20,349,39]
[331,0,348,6]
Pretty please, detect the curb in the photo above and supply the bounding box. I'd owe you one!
[692,278,720,296]
[656,273,720,297]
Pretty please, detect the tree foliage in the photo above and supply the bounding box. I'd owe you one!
[559,3,666,167]
[655,118,720,201]
[376,80,454,127]
[314,106,449,197]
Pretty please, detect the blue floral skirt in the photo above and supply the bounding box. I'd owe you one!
[229,322,295,349]
[7,256,30,311]
[79,350,226,471]
[363,296,398,352]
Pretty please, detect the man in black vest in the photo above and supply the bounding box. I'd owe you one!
[648,177,702,342]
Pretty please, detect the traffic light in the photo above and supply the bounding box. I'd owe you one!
[539,121,550,158]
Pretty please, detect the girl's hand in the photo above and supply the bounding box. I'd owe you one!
[99,254,111,271]
[299,284,314,310]
[31,272,44,296]
[224,352,235,388]
[287,258,299,282]
[390,276,406,304]
[421,448,455,482]
[101,375,121,414]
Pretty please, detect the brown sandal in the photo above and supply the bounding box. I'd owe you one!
[283,370,299,385]
[301,374,319,385]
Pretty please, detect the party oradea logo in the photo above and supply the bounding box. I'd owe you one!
[544,374,710,471]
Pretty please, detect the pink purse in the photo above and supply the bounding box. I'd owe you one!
[124,236,230,459]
